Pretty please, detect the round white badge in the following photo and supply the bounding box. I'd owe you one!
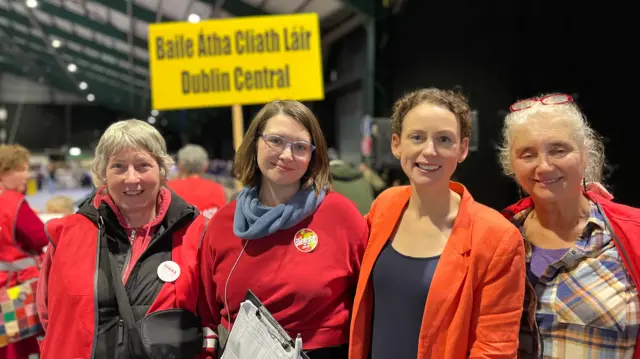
[157,261,181,283]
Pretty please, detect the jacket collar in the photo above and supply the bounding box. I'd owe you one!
[501,190,609,220]
[78,186,198,232]
[380,182,474,255]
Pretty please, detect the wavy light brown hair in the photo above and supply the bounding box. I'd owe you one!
[0,144,30,176]
[234,100,330,194]
[391,88,472,139]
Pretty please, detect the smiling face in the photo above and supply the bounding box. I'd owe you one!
[510,115,587,203]
[256,114,313,189]
[105,147,161,214]
[391,103,469,188]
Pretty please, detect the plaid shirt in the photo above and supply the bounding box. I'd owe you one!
[513,201,640,359]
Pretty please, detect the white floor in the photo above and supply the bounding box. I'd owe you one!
[25,188,94,213]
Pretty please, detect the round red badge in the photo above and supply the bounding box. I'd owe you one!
[293,229,318,253]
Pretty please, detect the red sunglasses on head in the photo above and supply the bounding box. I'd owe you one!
[509,94,574,112]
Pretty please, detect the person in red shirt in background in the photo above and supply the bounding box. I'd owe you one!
[167,144,227,219]
[0,144,47,359]
[198,100,368,359]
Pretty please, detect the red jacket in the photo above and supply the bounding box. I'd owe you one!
[198,192,368,354]
[502,191,640,359]
[37,189,208,359]
[0,190,43,359]
[167,176,227,219]
[0,190,41,288]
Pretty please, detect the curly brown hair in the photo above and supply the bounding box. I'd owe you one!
[0,144,30,176]
[391,88,472,139]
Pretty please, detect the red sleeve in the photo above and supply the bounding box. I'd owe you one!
[351,213,369,289]
[15,201,48,252]
[198,222,221,357]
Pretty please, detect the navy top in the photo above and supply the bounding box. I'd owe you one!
[370,241,440,359]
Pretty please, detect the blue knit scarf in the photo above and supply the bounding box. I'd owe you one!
[233,186,326,240]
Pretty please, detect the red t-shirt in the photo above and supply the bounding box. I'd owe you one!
[198,192,368,350]
[167,176,226,218]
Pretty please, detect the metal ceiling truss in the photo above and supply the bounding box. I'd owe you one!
[0,53,142,109]
[0,58,133,112]
[0,2,146,114]
[0,18,148,82]
[0,0,347,115]
[0,23,146,95]
[0,7,148,67]
[0,27,65,92]
[0,0,267,114]
[340,0,376,18]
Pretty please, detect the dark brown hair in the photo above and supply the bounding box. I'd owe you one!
[0,144,30,176]
[233,100,330,193]
[391,88,472,139]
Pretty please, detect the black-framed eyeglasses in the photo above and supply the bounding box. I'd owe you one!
[260,134,315,158]
[509,94,574,112]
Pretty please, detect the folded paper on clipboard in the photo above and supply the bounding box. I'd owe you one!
[221,290,310,359]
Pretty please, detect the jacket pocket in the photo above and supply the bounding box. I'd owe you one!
[550,261,638,332]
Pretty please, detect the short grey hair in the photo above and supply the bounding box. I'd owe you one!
[91,119,174,187]
[499,96,605,184]
[177,144,209,175]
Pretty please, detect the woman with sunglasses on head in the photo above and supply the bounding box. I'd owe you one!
[198,100,368,359]
[349,88,526,359]
[499,93,640,358]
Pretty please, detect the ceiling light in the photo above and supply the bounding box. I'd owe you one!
[79,81,88,90]
[188,13,200,23]
[147,116,156,124]
[67,63,77,72]
[25,0,38,9]
[69,147,81,156]
[51,39,61,48]
[150,109,159,116]
[87,94,95,102]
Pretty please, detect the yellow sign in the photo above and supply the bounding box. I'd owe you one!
[148,13,324,110]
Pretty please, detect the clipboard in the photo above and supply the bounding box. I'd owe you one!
[245,290,311,359]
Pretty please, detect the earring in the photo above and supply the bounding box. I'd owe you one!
[518,186,525,199]
[583,178,588,192]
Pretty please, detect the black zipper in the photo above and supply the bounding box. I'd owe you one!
[117,319,124,345]
[121,230,135,283]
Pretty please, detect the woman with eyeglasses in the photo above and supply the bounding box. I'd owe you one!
[198,100,368,359]
[499,93,640,358]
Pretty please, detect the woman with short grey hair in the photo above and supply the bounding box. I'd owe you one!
[168,144,227,219]
[37,119,212,359]
[176,144,209,175]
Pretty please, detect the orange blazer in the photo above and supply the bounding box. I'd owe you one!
[349,182,526,359]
